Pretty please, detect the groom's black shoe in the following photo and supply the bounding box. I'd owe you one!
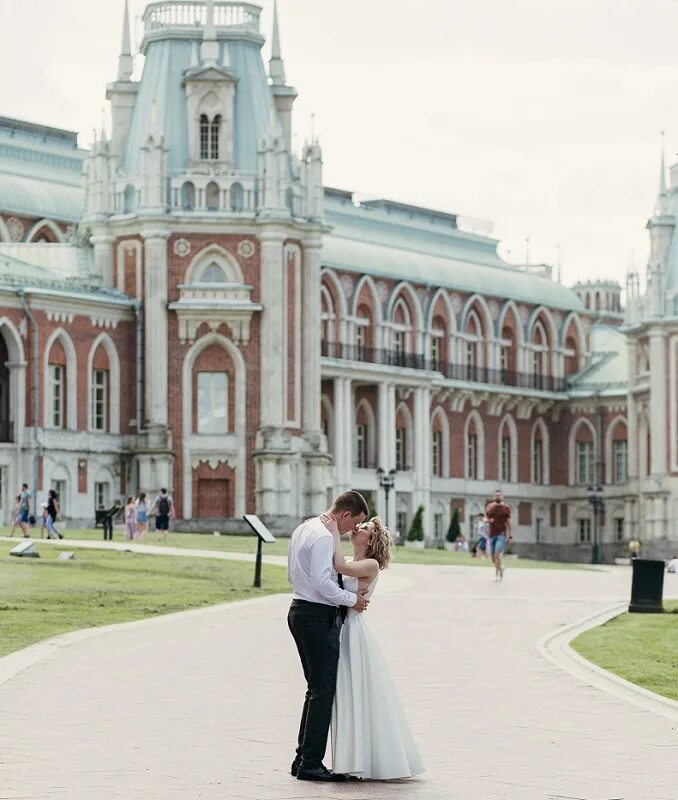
[290,760,300,777]
[296,764,347,782]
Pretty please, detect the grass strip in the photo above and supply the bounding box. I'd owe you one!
[0,542,289,658]
[571,601,678,701]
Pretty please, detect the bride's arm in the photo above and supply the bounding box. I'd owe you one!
[332,532,379,579]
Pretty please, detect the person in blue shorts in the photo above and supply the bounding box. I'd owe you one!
[485,489,512,580]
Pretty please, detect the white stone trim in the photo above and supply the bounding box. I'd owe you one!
[568,417,597,486]
[464,409,485,481]
[530,417,550,486]
[670,336,678,472]
[498,413,518,483]
[86,333,121,435]
[43,328,78,431]
[185,243,244,285]
[284,243,302,428]
[604,414,628,485]
[355,397,377,468]
[430,405,450,478]
[26,219,65,243]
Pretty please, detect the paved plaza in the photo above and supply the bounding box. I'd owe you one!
[1,554,677,800]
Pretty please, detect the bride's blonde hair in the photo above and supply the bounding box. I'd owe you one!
[365,516,394,570]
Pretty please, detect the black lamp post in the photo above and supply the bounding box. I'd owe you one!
[587,485,604,565]
[376,467,397,530]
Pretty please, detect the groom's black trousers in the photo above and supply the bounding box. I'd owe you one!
[288,599,342,768]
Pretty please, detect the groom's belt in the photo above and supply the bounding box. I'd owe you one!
[291,599,343,616]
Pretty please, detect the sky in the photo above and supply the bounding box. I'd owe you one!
[1,0,677,287]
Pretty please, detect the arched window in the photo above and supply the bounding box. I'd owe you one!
[395,402,414,471]
[46,339,67,429]
[392,298,412,363]
[230,182,244,212]
[498,415,517,483]
[571,420,595,485]
[123,184,136,214]
[465,310,483,377]
[0,334,10,441]
[531,419,549,485]
[465,412,485,480]
[430,314,446,371]
[181,182,196,211]
[431,407,450,478]
[200,262,227,283]
[206,181,220,211]
[200,114,210,160]
[355,399,376,469]
[531,321,548,389]
[90,346,110,432]
[210,115,221,159]
[87,334,121,435]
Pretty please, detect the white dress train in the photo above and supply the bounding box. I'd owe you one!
[331,575,424,780]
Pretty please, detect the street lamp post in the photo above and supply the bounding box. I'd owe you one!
[376,467,397,531]
[587,485,605,565]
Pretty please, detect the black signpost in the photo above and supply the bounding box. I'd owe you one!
[243,514,276,588]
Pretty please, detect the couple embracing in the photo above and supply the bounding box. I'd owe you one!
[287,490,424,782]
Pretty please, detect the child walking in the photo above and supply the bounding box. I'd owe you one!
[124,496,137,541]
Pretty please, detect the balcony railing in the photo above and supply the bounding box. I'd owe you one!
[143,2,261,33]
[321,342,567,393]
[0,420,14,443]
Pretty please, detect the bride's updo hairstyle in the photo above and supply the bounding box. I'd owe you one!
[365,516,394,570]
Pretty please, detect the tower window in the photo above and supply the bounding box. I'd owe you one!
[200,114,221,160]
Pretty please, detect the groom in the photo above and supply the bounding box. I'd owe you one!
[287,490,370,782]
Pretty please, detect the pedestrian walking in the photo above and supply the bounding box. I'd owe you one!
[152,488,174,542]
[9,495,21,537]
[135,493,149,539]
[39,502,48,538]
[474,513,489,559]
[124,496,137,541]
[485,489,512,580]
[17,483,32,538]
[46,489,63,539]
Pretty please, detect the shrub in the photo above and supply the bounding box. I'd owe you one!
[446,508,461,543]
[407,505,425,542]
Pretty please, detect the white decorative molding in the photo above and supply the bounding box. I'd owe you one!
[89,317,119,330]
[46,311,75,324]
[6,217,24,242]
[18,318,27,338]
[376,281,389,303]
[173,238,192,258]
[449,390,472,413]
[397,386,413,401]
[450,293,463,315]
[487,394,510,416]
[237,239,255,259]
[489,300,499,321]
[340,274,354,298]
[190,455,232,470]
[519,304,529,325]
[516,399,539,419]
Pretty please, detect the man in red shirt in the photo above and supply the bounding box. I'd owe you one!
[485,489,512,580]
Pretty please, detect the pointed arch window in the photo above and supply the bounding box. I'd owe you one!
[200,114,221,160]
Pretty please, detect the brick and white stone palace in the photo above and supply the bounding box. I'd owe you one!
[0,1,674,558]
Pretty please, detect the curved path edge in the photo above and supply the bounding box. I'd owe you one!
[537,602,678,722]
[0,592,286,690]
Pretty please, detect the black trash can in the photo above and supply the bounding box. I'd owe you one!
[629,559,665,613]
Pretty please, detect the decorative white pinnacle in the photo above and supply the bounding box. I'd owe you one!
[117,0,134,81]
[269,0,286,85]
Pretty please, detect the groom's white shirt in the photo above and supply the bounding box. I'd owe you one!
[288,517,358,607]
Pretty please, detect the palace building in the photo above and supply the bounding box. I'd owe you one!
[0,1,673,559]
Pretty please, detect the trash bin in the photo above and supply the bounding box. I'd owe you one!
[628,558,665,613]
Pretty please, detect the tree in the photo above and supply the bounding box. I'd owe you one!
[407,504,425,542]
[446,508,461,543]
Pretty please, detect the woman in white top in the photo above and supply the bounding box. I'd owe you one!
[327,516,424,781]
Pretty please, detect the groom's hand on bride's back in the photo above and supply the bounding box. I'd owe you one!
[353,590,369,613]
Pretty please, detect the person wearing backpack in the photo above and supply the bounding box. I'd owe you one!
[153,488,174,541]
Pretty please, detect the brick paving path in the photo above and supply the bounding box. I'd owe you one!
[1,557,677,800]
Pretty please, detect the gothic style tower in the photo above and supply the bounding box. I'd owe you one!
[82,1,329,527]
[623,136,677,551]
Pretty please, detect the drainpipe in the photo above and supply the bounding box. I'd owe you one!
[16,289,41,505]
[134,299,143,494]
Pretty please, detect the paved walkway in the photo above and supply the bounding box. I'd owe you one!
[1,556,677,800]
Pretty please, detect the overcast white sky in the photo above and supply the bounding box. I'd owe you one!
[1,0,677,286]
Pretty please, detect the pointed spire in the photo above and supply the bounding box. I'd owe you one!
[269,0,287,85]
[201,0,219,65]
[655,130,670,216]
[117,0,134,81]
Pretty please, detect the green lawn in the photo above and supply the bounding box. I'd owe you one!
[0,542,289,658]
[0,527,588,570]
[571,601,678,701]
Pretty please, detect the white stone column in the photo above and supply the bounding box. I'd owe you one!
[344,377,353,488]
[91,233,116,287]
[259,227,286,429]
[6,361,26,438]
[649,328,667,476]
[302,234,323,432]
[387,383,397,527]
[142,228,170,428]
[626,340,638,479]
[414,385,432,539]
[333,377,347,493]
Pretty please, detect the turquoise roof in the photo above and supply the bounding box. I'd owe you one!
[568,324,628,396]
[122,39,271,177]
[324,192,584,311]
[0,123,85,221]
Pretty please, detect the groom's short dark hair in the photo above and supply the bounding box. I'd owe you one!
[332,491,369,517]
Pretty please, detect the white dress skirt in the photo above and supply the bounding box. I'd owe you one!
[331,575,424,780]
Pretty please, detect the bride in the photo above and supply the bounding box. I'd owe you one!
[327,515,424,780]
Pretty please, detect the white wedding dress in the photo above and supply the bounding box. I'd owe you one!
[331,575,424,780]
